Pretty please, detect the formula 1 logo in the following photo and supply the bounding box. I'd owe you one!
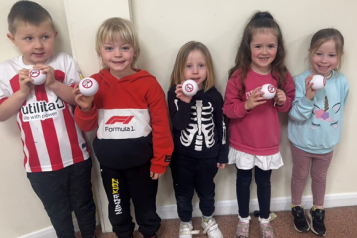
[29,69,40,78]
[105,116,134,125]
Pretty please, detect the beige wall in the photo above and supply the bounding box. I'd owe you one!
[0,0,356,237]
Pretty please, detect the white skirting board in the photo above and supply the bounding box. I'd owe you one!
[18,193,357,238]
[157,193,357,219]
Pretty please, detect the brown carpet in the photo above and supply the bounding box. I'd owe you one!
[77,206,357,238]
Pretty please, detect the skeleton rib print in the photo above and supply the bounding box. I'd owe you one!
[175,99,215,151]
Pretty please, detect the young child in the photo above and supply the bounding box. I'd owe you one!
[223,11,295,238]
[0,1,96,238]
[73,17,173,238]
[168,41,228,238]
[288,29,349,236]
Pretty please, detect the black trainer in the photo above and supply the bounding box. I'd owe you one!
[291,206,310,232]
[307,207,326,236]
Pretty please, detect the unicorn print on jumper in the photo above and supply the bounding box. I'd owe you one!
[312,95,341,129]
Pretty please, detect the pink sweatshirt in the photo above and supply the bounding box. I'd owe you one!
[223,68,295,156]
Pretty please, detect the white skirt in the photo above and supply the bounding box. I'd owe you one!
[228,147,284,170]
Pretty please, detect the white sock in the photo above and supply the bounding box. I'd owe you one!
[259,216,271,224]
[238,215,251,223]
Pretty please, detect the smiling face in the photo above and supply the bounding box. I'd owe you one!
[309,40,339,77]
[7,20,57,65]
[184,49,207,90]
[99,34,136,79]
[250,29,278,74]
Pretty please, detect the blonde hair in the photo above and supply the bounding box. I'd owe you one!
[170,41,215,92]
[309,28,344,71]
[95,17,140,68]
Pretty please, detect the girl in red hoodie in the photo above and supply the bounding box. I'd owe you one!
[223,11,295,238]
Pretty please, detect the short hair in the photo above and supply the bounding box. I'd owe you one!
[309,28,344,71]
[8,1,55,34]
[96,17,140,68]
[170,41,216,92]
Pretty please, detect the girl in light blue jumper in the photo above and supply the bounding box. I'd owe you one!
[288,29,349,237]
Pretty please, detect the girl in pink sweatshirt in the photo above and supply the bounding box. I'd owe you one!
[223,11,295,238]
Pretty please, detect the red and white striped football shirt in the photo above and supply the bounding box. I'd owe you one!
[0,52,90,172]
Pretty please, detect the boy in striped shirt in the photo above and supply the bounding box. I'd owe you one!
[0,1,96,237]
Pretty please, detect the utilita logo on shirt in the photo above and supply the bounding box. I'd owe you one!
[21,97,65,122]
[105,116,135,132]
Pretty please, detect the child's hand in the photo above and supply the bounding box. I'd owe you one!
[217,163,225,169]
[18,69,34,96]
[150,171,164,180]
[305,75,317,100]
[275,89,286,106]
[34,64,56,88]
[175,83,192,103]
[245,87,266,110]
[73,83,94,111]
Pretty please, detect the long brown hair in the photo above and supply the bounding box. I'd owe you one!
[228,11,287,97]
[170,41,215,92]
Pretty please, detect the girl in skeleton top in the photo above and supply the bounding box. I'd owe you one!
[223,12,295,238]
[167,41,228,238]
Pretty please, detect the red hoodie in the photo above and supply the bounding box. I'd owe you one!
[75,68,173,173]
[223,68,295,155]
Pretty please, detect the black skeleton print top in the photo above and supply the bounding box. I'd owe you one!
[168,85,228,163]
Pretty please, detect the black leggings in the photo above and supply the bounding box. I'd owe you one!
[236,166,272,219]
[171,153,218,222]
